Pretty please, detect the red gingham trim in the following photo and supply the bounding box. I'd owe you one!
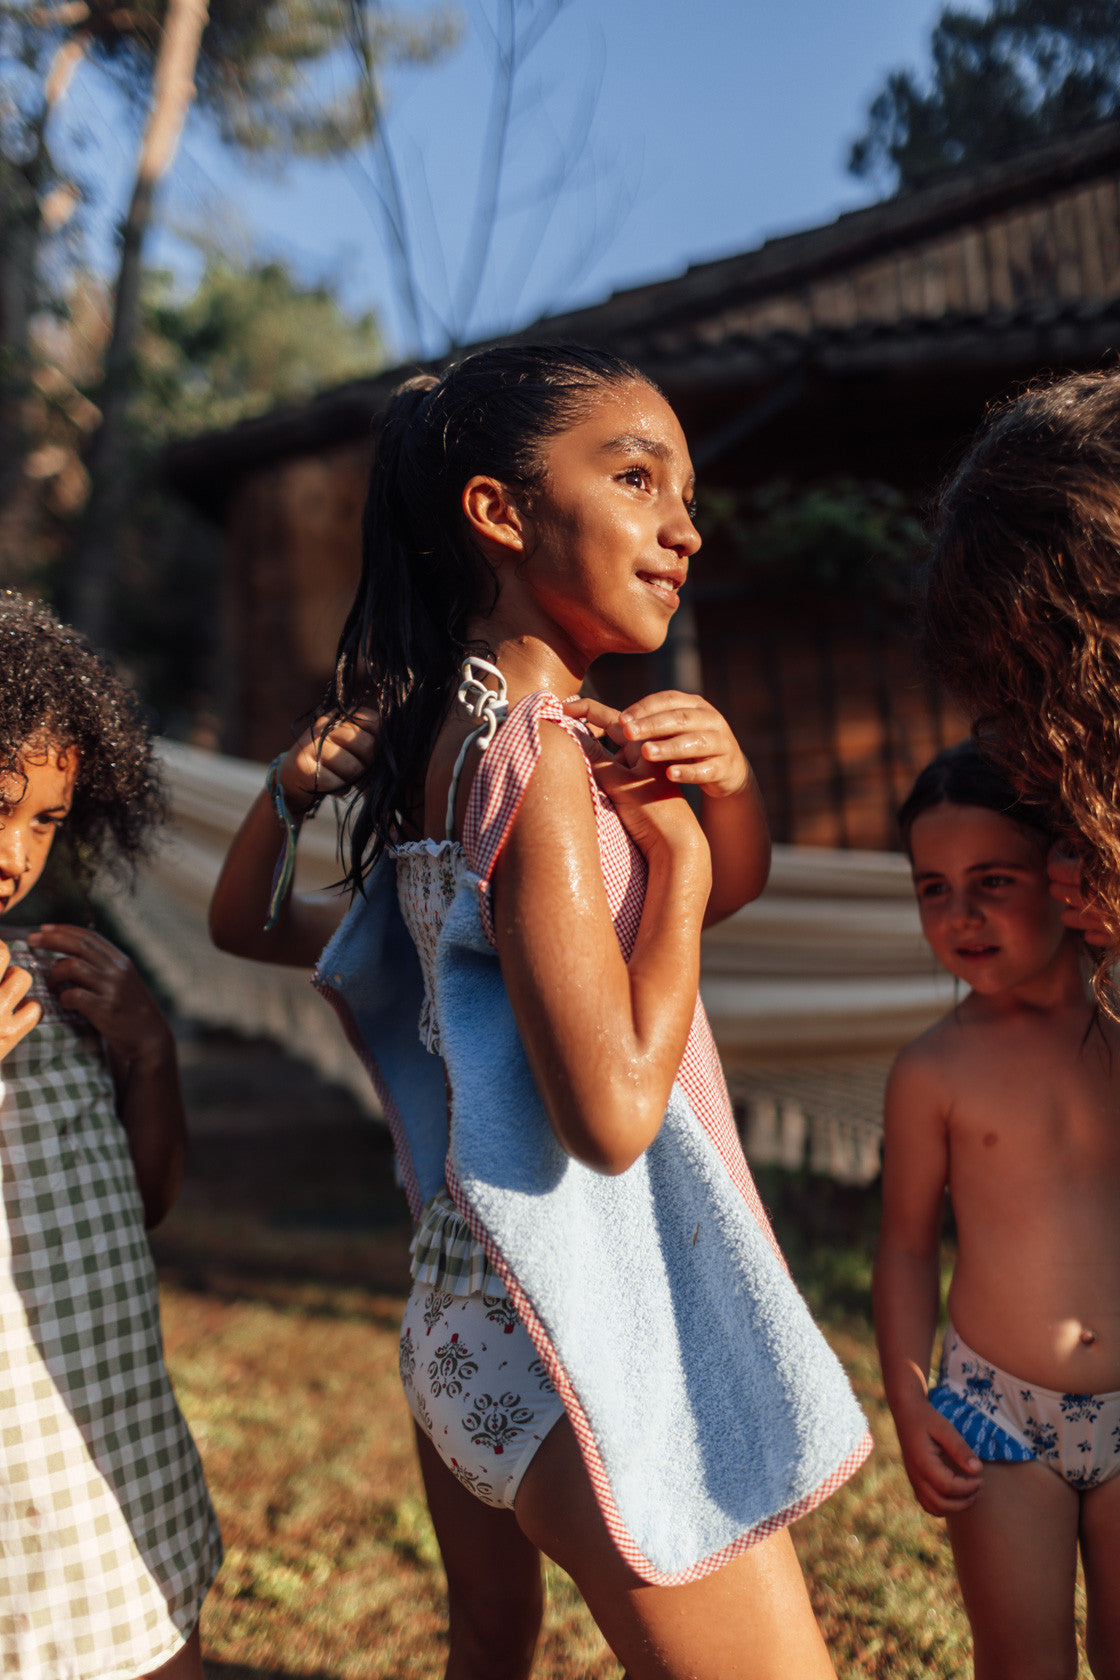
[463,691,595,946]
[442,689,866,1574]
[445,1158,870,1584]
[312,972,426,1225]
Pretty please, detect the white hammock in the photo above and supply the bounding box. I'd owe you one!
[96,740,953,1183]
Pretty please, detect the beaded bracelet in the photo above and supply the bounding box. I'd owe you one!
[263,754,305,931]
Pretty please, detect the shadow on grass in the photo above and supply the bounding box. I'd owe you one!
[156,1253,409,1329]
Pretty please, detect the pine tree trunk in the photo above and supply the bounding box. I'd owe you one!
[69,0,210,647]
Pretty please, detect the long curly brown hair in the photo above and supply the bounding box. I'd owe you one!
[924,368,1120,1000]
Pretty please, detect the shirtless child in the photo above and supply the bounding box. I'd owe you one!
[875,741,1120,1680]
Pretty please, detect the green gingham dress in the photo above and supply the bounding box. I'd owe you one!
[0,936,221,1680]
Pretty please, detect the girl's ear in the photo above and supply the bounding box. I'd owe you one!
[462,475,527,557]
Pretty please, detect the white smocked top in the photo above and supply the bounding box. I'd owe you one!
[394,660,510,1296]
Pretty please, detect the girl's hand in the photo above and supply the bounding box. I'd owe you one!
[279,706,379,815]
[895,1400,983,1515]
[27,927,171,1069]
[565,693,748,798]
[1048,846,1113,946]
[0,940,41,1065]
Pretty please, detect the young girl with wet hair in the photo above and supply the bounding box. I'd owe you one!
[0,592,221,1680]
[211,343,870,1679]
[923,368,1120,985]
[877,739,1120,1680]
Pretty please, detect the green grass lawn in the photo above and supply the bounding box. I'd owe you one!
[156,1121,1091,1680]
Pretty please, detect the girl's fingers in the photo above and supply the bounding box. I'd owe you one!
[0,962,34,1010]
[640,731,716,763]
[620,703,708,741]
[0,995,42,1056]
[927,1415,982,1479]
[563,697,621,739]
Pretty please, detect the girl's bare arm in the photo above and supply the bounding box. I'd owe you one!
[492,723,712,1177]
[209,709,377,967]
[874,1047,982,1514]
[564,692,769,925]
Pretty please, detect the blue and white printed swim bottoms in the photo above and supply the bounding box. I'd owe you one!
[928,1322,1120,1490]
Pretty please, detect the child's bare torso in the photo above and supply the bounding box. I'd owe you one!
[930,999,1120,1392]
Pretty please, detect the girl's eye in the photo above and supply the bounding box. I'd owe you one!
[685,498,698,522]
[980,874,1013,891]
[917,881,946,900]
[619,466,651,491]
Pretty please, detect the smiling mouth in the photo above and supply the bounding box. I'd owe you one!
[637,571,684,601]
[955,945,999,958]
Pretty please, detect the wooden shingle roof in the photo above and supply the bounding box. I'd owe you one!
[166,117,1120,512]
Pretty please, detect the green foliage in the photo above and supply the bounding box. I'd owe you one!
[139,259,383,436]
[104,258,384,730]
[194,0,460,156]
[849,0,1120,191]
[700,477,928,597]
[6,1,460,158]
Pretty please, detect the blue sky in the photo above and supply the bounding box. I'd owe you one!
[65,0,954,360]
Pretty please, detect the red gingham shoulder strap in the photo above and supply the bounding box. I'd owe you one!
[462,690,595,944]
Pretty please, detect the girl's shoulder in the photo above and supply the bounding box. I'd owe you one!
[886,1012,971,1119]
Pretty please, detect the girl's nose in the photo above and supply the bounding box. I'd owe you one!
[0,825,28,879]
[664,507,701,560]
[947,889,983,928]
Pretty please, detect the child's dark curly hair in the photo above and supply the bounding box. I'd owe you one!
[0,592,165,878]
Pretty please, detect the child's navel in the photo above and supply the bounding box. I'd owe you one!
[982,1131,999,1148]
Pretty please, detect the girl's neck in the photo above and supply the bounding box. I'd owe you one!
[466,627,586,707]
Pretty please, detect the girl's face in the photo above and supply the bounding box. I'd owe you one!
[908,801,1068,996]
[509,380,701,667]
[0,741,77,917]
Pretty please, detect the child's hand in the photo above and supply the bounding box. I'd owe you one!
[895,1400,983,1515]
[27,927,171,1070]
[278,706,379,815]
[1048,846,1113,946]
[0,940,41,1065]
[565,693,749,799]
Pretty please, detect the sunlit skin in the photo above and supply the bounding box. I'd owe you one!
[208,382,837,1680]
[875,801,1120,1679]
[0,739,188,1231]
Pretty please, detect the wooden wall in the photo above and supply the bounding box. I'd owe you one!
[222,441,963,848]
[596,593,967,851]
[223,439,371,761]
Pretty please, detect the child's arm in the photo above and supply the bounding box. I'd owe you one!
[492,722,712,1176]
[209,707,378,967]
[564,692,769,925]
[26,927,185,1229]
[874,1046,983,1515]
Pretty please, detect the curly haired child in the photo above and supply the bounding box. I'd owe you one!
[923,367,1120,990]
[0,592,221,1680]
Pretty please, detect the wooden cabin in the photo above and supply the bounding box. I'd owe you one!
[166,119,1120,846]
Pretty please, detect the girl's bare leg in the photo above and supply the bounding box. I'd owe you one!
[141,1624,203,1680]
[946,1460,1079,1680]
[1079,1471,1120,1680]
[514,1416,835,1680]
[414,1424,544,1680]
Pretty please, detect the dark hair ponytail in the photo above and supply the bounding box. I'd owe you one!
[324,342,648,890]
[897,739,1054,854]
